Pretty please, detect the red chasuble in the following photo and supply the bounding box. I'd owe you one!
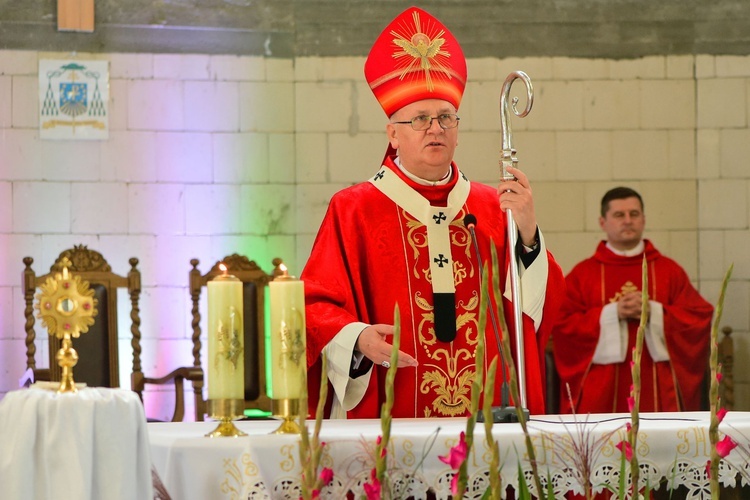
[302,157,565,418]
[553,240,713,413]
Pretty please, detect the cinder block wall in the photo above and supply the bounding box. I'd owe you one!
[1,49,748,418]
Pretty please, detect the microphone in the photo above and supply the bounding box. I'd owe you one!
[464,214,527,423]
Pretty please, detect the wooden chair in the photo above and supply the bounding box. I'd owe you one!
[189,254,283,421]
[23,245,203,422]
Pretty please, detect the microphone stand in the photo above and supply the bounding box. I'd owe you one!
[499,71,534,412]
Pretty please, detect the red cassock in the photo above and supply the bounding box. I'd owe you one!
[553,240,713,413]
[302,157,565,418]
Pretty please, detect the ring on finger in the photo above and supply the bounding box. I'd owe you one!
[381,360,391,369]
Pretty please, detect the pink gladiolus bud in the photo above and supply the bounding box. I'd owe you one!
[376,435,382,445]
[705,460,712,479]
[616,440,633,461]
[451,472,460,495]
[717,373,724,383]
[628,396,635,412]
[717,408,728,423]
[438,431,468,470]
[626,422,632,432]
[717,435,738,458]
[363,468,381,500]
[319,467,334,486]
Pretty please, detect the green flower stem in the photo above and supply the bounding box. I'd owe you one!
[375,304,401,495]
[709,264,733,499]
[628,257,648,496]
[491,244,544,498]
[483,356,501,499]
[299,353,329,499]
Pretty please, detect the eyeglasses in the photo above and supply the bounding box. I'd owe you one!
[391,113,460,131]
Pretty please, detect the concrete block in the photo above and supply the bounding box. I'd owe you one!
[609,56,665,80]
[108,53,154,79]
[698,179,747,229]
[155,132,213,183]
[696,129,720,180]
[552,57,609,80]
[0,234,41,288]
[296,183,346,236]
[185,184,241,236]
[612,130,669,180]
[210,55,266,81]
[498,57,554,81]
[665,230,699,279]
[639,80,695,129]
[71,182,128,234]
[583,80,639,130]
[38,140,101,182]
[153,235,211,288]
[699,230,726,281]
[321,56,365,81]
[526,81,584,131]
[266,234,297,274]
[543,231,603,276]
[296,232,316,271]
[0,76,10,128]
[239,82,294,132]
[464,81,509,132]
[128,183,185,235]
[666,55,695,80]
[269,133,295,183]
[720,129,750,179]
[100,130,158,183]
[0,129,43,181]
[184,80,239,132]
[697,78,746,129]
[328,132,384,183]
[266,58,294,82]
[0,183,10,232]
[467,58,499,81]
[0,287,11,340]
[294,57,323,82]
[355,81,388,133]
[239,184,295,235]
[715,55,750,78]
[212,132,269,184]
[128,79,184,131]
[12,182,71,233]
[94,234,157,283]
[667,130,697,179]
[534,181,586,232]
[108,79,129,131]
[209,234,289,274]
[724,230,750,280]
[0,339,28,392]
[11,75,38,128]
[640,181,697,230]
[556,131,612,180]
[295,133,328,184]
[452,131,502,184]
[154,54,211,80]
[695,55,715,79]
[137,288,187,339]
[295,81,351,133]
[0,50,38,76]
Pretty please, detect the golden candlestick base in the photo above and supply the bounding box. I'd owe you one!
[271,398,302,434]
[206,399,247,438]
[57,334,79,393]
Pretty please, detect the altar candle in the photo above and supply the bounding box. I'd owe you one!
[269,264,307,400]
[207,264,244,400]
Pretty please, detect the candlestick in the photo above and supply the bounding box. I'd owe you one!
[206,264,246,437]
[269,264,306,434]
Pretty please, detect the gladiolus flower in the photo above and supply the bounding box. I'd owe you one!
[716,435,738,458]
[363,468,381,500]
[627,396,635,412]
[705,460,712,479]
[626,422,632,432]
[439,431,468,469]
[717,373,724,383]
[616,440,633,461]
[319,467,333,486]
[450,472,460,495]
[717,408,728,423]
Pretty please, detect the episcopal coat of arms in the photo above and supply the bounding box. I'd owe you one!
[39,59,109,140]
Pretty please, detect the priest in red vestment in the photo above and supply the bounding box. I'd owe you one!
[553,187,713,414]
[302,6,565,419]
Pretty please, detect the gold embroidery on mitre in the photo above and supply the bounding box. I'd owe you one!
[610,281,639,303]
[390,10,453,91]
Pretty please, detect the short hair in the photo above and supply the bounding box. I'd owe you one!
[600,187,644,217]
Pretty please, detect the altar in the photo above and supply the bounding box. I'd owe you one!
[148,411,750,499]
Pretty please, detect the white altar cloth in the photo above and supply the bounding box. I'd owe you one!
[148,412,750,499]
[0,387,154,500]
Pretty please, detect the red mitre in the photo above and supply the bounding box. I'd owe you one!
[364,6,467,118]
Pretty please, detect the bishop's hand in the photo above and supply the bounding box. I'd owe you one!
[356,324,418,368]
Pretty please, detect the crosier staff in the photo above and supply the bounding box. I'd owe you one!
[499,71,533,409]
